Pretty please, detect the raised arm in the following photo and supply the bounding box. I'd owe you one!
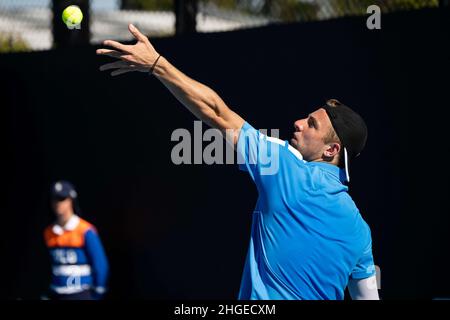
[97,24,245,144]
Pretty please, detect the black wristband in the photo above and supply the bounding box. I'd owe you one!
[149,54,162,75]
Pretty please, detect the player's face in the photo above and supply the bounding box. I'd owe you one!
[51,197,73,217]
[290,108,333,161]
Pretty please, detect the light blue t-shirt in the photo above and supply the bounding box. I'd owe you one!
[237,122,375,300]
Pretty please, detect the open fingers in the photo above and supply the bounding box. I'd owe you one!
[111,67,136,77]
[99,61,130,71]
[96,48,125,59]
[102,40,129,53]
[128,24,147,42]
[96,49,136,65]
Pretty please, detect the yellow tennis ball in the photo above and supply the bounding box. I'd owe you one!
[62,5,83,27]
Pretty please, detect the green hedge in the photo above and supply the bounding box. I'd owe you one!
[0,33,30,53]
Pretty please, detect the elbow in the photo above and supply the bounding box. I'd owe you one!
[196,98,230,129]
[205,94,226,119]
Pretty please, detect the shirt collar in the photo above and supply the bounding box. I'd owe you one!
[52,215,80,235]
[308,161,347,184]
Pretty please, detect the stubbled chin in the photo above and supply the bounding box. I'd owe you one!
[289,138,297,148]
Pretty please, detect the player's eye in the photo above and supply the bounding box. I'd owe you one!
[308,118,314,128]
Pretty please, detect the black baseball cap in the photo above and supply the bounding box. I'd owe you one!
[322,99,368,183]
[50,180,78,200]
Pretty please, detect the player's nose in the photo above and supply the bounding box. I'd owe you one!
[294,122,303,132]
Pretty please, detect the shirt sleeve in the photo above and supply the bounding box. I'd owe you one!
[85,228,109,294]
[350,236,376,280]
[236,122,286,182]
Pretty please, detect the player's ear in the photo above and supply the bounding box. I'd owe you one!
[323,142,340,158]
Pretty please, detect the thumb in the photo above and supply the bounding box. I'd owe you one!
[129,24,146,41]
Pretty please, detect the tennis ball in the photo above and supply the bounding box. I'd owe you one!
[62,5,83,28]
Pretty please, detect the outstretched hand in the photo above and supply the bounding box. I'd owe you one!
[97,24,160,76]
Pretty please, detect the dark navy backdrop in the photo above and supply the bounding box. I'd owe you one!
[1,7,448,299]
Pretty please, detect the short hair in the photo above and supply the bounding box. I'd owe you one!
[323,99,341,145]
[323,100,344,167]
[323,125,340,145]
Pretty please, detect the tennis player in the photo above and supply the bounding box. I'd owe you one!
[97,24,379,300]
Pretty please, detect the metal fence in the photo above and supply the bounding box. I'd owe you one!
[0,0,440,52]
[210,0,440,23]
[0,0,52,52]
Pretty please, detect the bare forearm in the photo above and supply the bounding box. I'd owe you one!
[98,24,244,137]
[152,56,231,129]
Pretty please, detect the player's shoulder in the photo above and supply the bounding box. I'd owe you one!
[361,218,373,238]
[352,211,373,245]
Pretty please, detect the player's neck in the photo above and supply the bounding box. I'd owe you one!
[314,157,339,167]
[316,151,340,166]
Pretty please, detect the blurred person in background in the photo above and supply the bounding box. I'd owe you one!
[43,180,109,300]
